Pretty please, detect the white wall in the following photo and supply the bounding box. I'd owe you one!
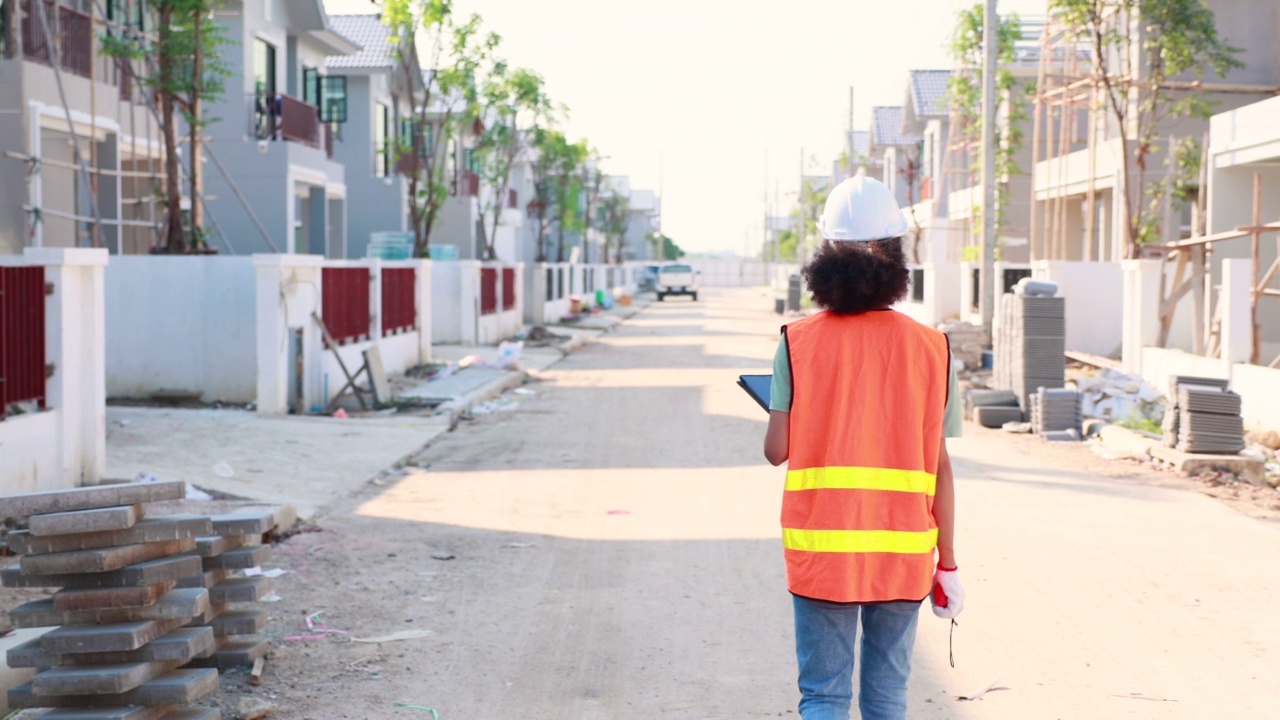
[1139,347,1280,431]
[106,257,258,403]
[1033,260,1124,357]
[0,249,108,490]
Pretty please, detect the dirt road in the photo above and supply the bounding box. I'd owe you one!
[255,288,1280,719]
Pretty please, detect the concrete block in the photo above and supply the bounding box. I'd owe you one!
[0,483,185,519]
[176,570,228,591]
[158,708,220,720]
[184,638,268,670]
[0,628,49,714]
[40,619,187,655]
[208,577,269,605]
[192,535,245,558]
[32,660,183,697]
[11,590,209,628]
[1097,424,1159,459]
[202,546,270,571]
[53,581,176,612]
[1149,445,1266,484]
[8,516,213,556]
[4,555,203,590]
[30,505,143,537]
[186,604,226,626]
[21,539,196,576]
[205,610,265,638]
[9,627,215,668]
[7,667,217,708]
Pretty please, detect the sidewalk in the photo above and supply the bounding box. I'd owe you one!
[103,298,647,521]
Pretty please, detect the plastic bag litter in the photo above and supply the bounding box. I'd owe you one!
[489,341,524,370]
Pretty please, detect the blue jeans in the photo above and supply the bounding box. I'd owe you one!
[792,595,921,720]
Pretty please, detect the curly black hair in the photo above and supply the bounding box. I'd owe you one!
[802,238,910,315]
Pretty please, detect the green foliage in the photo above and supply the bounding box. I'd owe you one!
[775,229,798,262]
[947,3,1026,246]
[652,233,685,261]
[599,189,631,263]
[1049,0,1242,255]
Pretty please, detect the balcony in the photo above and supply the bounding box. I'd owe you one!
[251,93,326,153]
[20,0,92,78]
[457,171,479,197]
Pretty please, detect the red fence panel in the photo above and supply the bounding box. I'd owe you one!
[0,267,47,420]
[321,267,370,346]
[480,267,498,316]
[381,267,416,336]
[501,268,516,311]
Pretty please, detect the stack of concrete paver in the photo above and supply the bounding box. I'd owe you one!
[1030,387,1083,438]
[994,293,1067,413]
[0,482,294,719]
[1161,375,1232,450]
[1166,377,1246,455]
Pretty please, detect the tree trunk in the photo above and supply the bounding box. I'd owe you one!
[3,0,18,59]
[158,5,185,253]
[188,11,203,249]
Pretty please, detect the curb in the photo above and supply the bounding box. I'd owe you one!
[433,370,528,427]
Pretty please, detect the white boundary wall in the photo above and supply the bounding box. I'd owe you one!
[1032,260,1124,357]
[1140,347,1280,431]
[0,248,107,491]
[897,262,962,327]
[430,261,523,345]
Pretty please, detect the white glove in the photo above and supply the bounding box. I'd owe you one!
[930,566,965,619]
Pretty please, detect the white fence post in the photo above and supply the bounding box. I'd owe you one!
[416,259,433,363]
[1220,259,1253,367]
[1122,260,1163,374]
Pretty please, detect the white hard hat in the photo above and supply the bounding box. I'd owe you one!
[818,175,908,242]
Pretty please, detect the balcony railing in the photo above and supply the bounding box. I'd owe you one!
[20,0,91,78]
[251,93,322,150]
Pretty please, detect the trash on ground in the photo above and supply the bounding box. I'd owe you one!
[1001,422,1033,434]
[469,397,519,415]
[212,461,235,478]
[430,551,456,561]
[393,703,441,718]
[958,678,1009,701]
[259,593,282,603]
[513,388,537,396]
[352,629,434,644]
[502,542,534,549]
[237,696,275,719]
[332,408,348,419]
[606,509,632,516]
[487,341,523,370]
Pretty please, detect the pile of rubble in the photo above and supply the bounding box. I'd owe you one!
[938,320,989,371]
[1244,430,1280,488]
[1073,369,1165,426]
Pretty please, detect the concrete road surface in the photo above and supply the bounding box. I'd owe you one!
[270,287,1280,719]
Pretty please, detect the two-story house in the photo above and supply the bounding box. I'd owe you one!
[900,69,953,264]
[869,106,920,211]
[0,0,165,254]
[202,0,358,256]
[325,13,421,258]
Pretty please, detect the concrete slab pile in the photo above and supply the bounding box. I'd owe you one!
[0,483,294,719]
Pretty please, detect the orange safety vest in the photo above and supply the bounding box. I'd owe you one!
[782,310,949,603]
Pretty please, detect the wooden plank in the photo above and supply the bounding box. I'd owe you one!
[2,555,204,590]
[184,638,268,670]
[38,707,173,720]
[10,589,209,628]
[8,627,216,668]
[33,660,183,697]
[208,577,269,605]
[176,570,228,591]
[53,581,176,612]
[30,505,143,537]
[8,516,213,556]
[204,610,265,638]
[209,511,274,537]
[41,619,187,655]
[192,535,245,558]
[202,545,270,571]
[8,668,218,708]
[0,482,185,519]
[21,538,196,576]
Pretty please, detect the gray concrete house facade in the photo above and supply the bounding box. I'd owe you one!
[202,0,358,256]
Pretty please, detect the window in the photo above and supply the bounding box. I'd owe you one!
[374,102,389,177]
[254,39,276,97]
[317,76,347,123]
[302,67,317,106]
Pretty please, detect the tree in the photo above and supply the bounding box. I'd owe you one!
[547,134,588,262]
[526,126,560,262]
[948,3,1026,252]
[598,189,631,264]
[1050,0,1241,256]
[101,0,230,253]
[578,152,605,264]
[474,65,551,260]
[649,232,685,261]
[384,0,498,258]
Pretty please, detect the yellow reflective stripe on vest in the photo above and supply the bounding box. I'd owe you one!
[782,528,939,555]
[785,467,937,496]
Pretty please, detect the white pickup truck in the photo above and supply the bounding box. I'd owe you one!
[656,263,699,302]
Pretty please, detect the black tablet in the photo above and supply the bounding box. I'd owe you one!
[737,374,772,412]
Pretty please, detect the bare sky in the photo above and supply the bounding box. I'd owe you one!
[324,0,1046,255]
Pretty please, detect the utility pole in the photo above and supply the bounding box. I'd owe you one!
[798,147,806,266]
[848,87,855,177]
[980,0,999,330]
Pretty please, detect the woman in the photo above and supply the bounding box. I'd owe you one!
[763,175,964,720]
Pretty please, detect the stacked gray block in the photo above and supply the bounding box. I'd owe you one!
[1030,387,1083,436]
[1175,382,1245,454]
[1161,375,1231,450]
[994,294,1066,413]
[0,483,223,719]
